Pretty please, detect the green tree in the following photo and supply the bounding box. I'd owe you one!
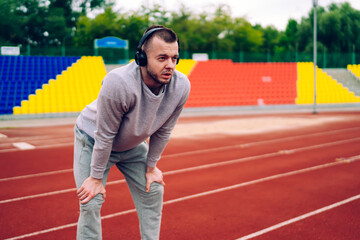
[256,25,281,53]
[73,0,110,15]
[0,0,27,45]
[318,9,341,52]
[74,7,118,47]
[277,19,298,52]
[229,17,263,52]
[168,5,194,52]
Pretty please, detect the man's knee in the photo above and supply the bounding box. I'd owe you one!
[79,194,104,212]
[146,182,164,204]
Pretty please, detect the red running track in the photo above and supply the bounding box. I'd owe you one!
[0,111,360,239]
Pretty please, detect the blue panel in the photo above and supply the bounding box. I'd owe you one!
[95,37,128,48]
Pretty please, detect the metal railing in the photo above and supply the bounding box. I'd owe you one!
[16,46,360,68]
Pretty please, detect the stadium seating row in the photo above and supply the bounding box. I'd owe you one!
[348,64,360,79]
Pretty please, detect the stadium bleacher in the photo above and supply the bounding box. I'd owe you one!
[1,56,360,115]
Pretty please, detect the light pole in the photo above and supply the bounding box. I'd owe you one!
[313,0,318,114]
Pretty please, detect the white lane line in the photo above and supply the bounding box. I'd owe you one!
[5,158,359,240]
[0,136,73,149]
[0,188,77,204]
[12,142,35,150]
[0,142,73,153]
[4,222,79,240]
[0,133,7,138]
[236,194,360,240]
[0,137,73,148]
[0,179,126,204]
[0,136,73,144]
[0,169,73,182]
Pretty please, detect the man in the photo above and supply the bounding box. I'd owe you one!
[73,25,190,239]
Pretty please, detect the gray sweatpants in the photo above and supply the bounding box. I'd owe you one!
[73,125,164,240]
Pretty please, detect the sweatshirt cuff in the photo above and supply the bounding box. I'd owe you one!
[90,169,105,179]
[146,157,159,168]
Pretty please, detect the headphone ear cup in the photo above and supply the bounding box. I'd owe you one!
[135,50,147,66]
[135,51,141,65]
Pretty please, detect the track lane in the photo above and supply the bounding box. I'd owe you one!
[2,139,359,239]
[247,196,360,240]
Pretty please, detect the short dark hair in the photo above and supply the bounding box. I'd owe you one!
[142,25,178,51]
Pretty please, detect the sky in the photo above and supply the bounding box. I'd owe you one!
[113,0,360,31]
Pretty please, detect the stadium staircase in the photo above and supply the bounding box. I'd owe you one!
[323,68,360,96]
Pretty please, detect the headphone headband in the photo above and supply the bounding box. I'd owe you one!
[137,27,164,51]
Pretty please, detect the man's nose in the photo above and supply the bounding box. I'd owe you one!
[165,58,176,69]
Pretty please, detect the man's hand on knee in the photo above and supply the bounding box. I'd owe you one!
[145,167,165,193]
[77,176,106,204]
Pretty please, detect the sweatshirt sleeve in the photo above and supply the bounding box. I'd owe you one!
[146,79,191,167]
[90,73,130,179]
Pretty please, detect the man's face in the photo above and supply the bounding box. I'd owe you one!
[143,36,179,87]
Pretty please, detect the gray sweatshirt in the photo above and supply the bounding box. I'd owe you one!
[76,61,191,179]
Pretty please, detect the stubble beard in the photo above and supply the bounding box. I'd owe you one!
[146,65,172,85]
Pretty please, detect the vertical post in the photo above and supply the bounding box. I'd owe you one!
[125,40,129,62]
[62,36,66,56]
[313,0,318,114]
[239,51,244,62]
[27,45,31,55]
[61,45,66,56]
[352,44,356,65]
[94,39,98,56]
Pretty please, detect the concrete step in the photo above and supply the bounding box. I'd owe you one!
[323,68,360,96]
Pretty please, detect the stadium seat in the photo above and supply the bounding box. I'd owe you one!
[347,64,360,79]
